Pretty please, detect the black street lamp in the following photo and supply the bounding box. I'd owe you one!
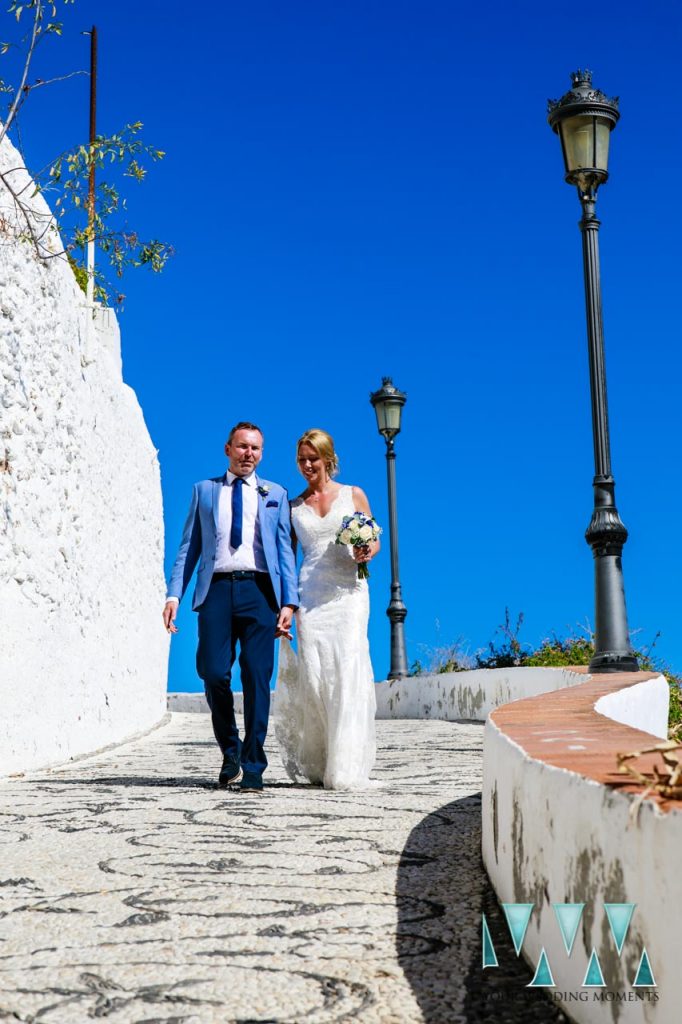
[548,70,638,672]
[370,377,409,679]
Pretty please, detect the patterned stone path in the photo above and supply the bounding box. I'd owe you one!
[0,715,567,1023]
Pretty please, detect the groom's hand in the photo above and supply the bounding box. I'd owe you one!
[163,600,179,634]
[275,604,295,640]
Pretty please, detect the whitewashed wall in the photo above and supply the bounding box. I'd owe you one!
[374,665,587,720]
[482,675,674,1024]
[0,135,169,775]
[168,665,587,719]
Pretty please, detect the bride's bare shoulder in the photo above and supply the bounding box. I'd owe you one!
[350,485,372,513]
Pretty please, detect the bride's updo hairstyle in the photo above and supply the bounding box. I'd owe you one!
[297,428,340,478]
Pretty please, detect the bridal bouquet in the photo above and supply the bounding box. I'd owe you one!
[336,512,382,580]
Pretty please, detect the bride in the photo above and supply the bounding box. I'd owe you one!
[275,428,380,790]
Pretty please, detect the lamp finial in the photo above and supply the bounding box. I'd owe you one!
[571,68,593,87]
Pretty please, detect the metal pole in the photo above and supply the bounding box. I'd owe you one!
[385,437,408,678]
[86,25,97,305]
[578,189,638,672]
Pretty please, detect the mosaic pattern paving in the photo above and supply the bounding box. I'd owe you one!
[0,714,566,1023]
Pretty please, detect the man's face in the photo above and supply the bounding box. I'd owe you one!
[225,429,263,477]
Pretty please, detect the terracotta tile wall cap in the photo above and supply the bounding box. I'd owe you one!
[490,670,681,812]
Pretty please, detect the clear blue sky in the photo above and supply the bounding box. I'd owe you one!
[13,0,682,689]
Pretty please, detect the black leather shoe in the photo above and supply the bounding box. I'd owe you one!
[218,755,242,788]
[239,771,264,792]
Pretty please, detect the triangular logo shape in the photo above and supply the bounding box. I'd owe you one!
[527,948,555,987]
[502,903,534,956]
[552,903,584,955]
[583,948,606,987]
[482,914,498,968]
[633,948,656,987]
[604,903,635,956]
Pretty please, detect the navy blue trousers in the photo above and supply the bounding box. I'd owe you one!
[196,574,278,777]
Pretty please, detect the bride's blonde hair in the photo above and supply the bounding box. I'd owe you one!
[296,428,340,478]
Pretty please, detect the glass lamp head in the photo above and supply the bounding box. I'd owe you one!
[370,377,407,440]
[548,70,619,190]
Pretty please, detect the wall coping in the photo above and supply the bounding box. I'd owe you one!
[489,668,678,812]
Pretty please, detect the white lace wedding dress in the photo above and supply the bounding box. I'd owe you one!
[275,485,377,790]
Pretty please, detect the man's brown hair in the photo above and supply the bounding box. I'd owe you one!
[226,422,263,445]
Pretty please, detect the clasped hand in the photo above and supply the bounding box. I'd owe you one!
[275,604,295,641]
[352,543,374,564]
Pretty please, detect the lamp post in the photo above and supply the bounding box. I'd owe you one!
[370,377,409,679]
[84,25,97,305]
[548,70,638,672]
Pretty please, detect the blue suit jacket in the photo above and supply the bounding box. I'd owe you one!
[167,473,299,611]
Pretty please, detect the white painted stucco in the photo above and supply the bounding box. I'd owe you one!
[169,665,587,721]
[374,665,587,721]
[0,134,168,776]
[482,675,676,1024]
[594,676,670,740]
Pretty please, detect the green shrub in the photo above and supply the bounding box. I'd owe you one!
[668,681,682,728]
[526,634,594,667]
[412,610,681,730]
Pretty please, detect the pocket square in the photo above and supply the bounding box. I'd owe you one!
[266,500,278,507]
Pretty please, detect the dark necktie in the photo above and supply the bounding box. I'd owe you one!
[230,477,244,549]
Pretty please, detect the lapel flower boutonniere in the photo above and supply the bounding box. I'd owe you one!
[257,484,270,497]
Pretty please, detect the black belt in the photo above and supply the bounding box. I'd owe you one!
[212,570,267,581]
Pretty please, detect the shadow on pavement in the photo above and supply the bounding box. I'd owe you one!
[396,793,568,1023]
[38,775,217,789]
[37,776,310,791]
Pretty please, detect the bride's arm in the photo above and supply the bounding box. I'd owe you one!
[351,486,381,562]
[290,494,305,559]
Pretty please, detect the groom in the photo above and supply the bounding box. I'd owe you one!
[163,422,299,792]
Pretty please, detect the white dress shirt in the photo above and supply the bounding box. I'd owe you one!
[166,472,269,606]
[214,471,268,573]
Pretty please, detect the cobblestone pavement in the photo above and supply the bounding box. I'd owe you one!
[0,714,567,1024]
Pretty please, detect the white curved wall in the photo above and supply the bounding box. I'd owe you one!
[0,135,168,775]
[594,676,670,739]
[374,665,587,721]
[482,674,676,1024]
[168,665,588,718]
